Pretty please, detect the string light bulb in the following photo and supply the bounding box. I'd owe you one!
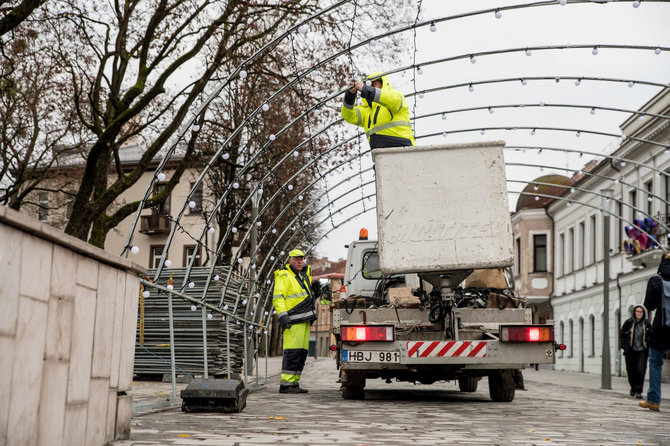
[207,313,213,320]
[239,70,247,79]
[592,46,598,55]
[223,304,229,310]
[470,55,476,64]
[191,124,200,132]
[655,47,662,55]
[293,151,299,157]
[570,188,575,193]
[480,130,485,135]
[576,131,581,137]
[214,275,220,281]
[270,255,275,260]
[208,227,215,234]
[531,129,536,136]
[237,258,243,264]
[418,91,424,99]
[188,200,196,209]
[575,79,581,86]
[167,283,173,291]
[191,305,197,311]
[130,246,139,254]
[165,259,172,267]
[521,79,527,86]
[633,1,640,7]
[256,221,262,226]
[143,290,150,298]
[188,281,195,288]
[298,24,307,34]
[271,228,277,234]
[628,81,634,88]
[369,39,377,47]
[269,134,276,141]
[231,227,238,233]
[525,49,532,56]
[559,0,567,5]
[262,103,270,112]
[222,152,230,160]
[488,107,494,114]
[579,152,583,158]
[157,172,166,181]
[442,132,447,137]
[417,66,423,75]
[590,107,596,115]
[430,22,437,32]
[468,84,474,92]
[298,195,304,200]
[288,184,294,190]
[495,9,502,19]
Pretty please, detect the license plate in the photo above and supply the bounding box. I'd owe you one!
[342,350,400,363]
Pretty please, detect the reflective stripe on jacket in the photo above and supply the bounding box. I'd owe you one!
[272,264,317,324]
[341,71,415,148]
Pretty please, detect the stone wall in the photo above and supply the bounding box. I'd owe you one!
[0,206,145,446]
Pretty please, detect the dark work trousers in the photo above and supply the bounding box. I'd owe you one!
[625,349,648,394]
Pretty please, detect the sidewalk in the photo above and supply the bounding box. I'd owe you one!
[131,357,670,415]
[523,366,670,403]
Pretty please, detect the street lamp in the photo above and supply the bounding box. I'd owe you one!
[601,188,614,390]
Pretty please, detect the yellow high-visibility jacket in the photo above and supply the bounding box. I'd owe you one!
[341,71,415,149]
[273,265,317,324]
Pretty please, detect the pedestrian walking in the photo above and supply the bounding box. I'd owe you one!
[272,249,331,394]
[639,252,670,412]
[341,71,415,149]
[619,305,650,398]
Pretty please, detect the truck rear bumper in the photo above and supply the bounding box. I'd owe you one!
[340,340,555,371]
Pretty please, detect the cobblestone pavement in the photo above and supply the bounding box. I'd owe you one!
[116,358,669,446]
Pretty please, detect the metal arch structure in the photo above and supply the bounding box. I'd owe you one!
[128,0,670,385]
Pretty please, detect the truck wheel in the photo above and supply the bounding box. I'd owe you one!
[341,385,365,400]
[458,377,478,392]
[488,371,515,402]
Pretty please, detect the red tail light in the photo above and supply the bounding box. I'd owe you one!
[341,325,394,342]
[501,325,554,342]
[329,344,337,351]
[557,343,567,351]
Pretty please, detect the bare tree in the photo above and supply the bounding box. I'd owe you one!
[0,0,47,37]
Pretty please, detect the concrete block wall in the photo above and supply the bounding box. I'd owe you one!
[0,206,145,446]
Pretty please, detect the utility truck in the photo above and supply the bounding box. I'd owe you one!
[332,142,559,401]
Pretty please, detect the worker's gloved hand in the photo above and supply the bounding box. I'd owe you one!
[279,314,291,330]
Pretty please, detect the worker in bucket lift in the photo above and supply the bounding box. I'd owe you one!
[272,249,331,394]
[341,71,415,149]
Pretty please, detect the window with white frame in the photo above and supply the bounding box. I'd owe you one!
[568,319,574,358]
[629,189,637,220]
[577,221,585,270]
[644,180,653,216]
[558,233,565,277]
[589,314,595,357]
[533,234,547,272]
[615,201,622,253]
[567,227,574,274]
[589,215,597,264]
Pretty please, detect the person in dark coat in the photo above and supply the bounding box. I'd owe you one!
[620,305,651,398]
[639,252,670,412]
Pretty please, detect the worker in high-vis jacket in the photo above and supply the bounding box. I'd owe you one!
[273,249,331,393]
[341,71,415,149]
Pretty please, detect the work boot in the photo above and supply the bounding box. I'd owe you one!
[639,400,660,411]
[279,386,308,394]
[635,392,643,399]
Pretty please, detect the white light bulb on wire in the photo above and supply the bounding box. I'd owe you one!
[288,184,294,190]
[655,47,661,55]
[269,134,276,141]
[628,81,634,88]
[191,124,200,132]
[232,182,239,189]
[191,305,197,311]
[143,290,150,298]
[621,161,626,167]
[579,152,583,158]
[280,251,285,256]
[222,152,230,160]
[418,92,424,99]
[521,79,527,86]
[239,70,247,79]
[590,108,596,115]
[208,227,215,234]
[242,299,247,305]
[470,55,476,64]
[264,311,269,316]
[442,132,447,138]
[559,0,567,5]
[130,245,139,255]
[256,221,262,227]
[488,107,494,114]
[525,49,532,56]
[494,10,501,19]
[223,304,229,310]
[533,185,539,191]
[262,103,270,112]
[369,39,376,48]
[539,101,545,107]
[165,259,172,267]
[251,264,256,269]
[633,1,640,7]
[271,228,277,234]
[298,24,307,34]
[430,22,437,32]
[535,196,539,201]
[313,109,320,117]
[214,275,220,281]
[468,84,474,92]
[157,172,166,181]
[188,281,195,288]
[441,113,447,120]
[293,151,299,157]
[576,131,581,137]
[574,79,581,86]
[566,202,571,207]
[231,227,237,233]
[207,313,213,320]
[417,67,423,75]
[237,258,243,264]
[480,130,485,135]
[592,47,598,56]
[270,255,275,261]
[298,195,304,200]
[167,283,173,291]
[571,188,575,193]
[531,129,536,136]
[188,200,196,209]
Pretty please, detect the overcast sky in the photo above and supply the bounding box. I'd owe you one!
[314,0,670,260]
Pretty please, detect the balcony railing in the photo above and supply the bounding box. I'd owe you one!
[140,214,171,234]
